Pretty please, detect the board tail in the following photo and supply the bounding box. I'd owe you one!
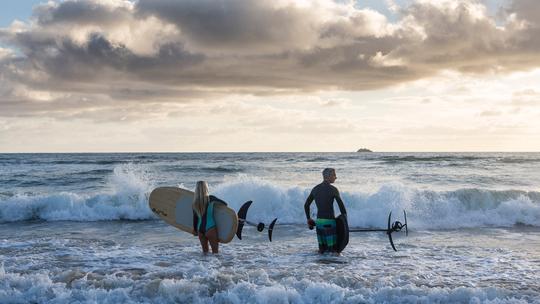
[236,201,253,240]
[335,214,349,253]
[387,212,397,251]
[268,218,278,242]
[387,210,409,251]
[404,210,408,236]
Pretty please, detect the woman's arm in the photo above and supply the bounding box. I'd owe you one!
[192,211,199,235]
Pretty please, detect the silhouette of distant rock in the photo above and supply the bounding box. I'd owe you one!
[356,148,373,152]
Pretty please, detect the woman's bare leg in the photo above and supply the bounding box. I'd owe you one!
[198,232,209,253]
[205,228,219,254]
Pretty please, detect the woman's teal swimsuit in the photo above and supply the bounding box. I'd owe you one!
[193,195,227,234]
[198,201,216,232]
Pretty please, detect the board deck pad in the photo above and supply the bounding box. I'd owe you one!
[336,214,349,252]
[149,187,238,243]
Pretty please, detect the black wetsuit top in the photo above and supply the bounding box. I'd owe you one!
[304,181,347,220]
[193,195,227,234]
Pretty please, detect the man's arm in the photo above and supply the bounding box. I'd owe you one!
[304,193,315,220]
[334,188,347,216]
[304,192,316,228]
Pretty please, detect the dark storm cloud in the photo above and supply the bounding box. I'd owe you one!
[1,0,540,119]
[9,30,203,80]
[135,0,319,52]
[508,0,540,25]
[34,0,133,26]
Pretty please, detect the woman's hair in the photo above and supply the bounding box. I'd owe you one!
[193,181,210,217]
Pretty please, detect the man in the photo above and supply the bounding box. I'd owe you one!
[304,168,347,254]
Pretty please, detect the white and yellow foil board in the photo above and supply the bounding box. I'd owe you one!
[149,187,238,243]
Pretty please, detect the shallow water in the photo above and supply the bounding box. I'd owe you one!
[1,221,539,303]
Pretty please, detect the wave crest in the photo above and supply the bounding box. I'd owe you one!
[0,164,155,222]
[1,172,539,229]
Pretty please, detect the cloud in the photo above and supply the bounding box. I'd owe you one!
[511,88,540,107]
[35,0,134,27]
[319,98,350,107]
[136,0,324,54]
[479,110,502,116]
[1,0,540,120]
[507,0,540,28]
[0,47,14,60]
[513,88,539,97]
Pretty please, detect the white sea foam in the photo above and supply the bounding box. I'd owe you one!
[0,164,155,222]
[1,169,539,229]
[0,264,536,304]
[213,176,540,229]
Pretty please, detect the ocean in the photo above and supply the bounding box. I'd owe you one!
[1,152,539,303]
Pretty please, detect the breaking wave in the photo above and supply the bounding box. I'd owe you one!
[1,168,539,229]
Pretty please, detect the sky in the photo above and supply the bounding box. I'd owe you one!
[0,0,539,152]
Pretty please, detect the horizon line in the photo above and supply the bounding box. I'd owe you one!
[1,151,539,154]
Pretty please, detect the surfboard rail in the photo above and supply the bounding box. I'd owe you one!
[149,187,238,243]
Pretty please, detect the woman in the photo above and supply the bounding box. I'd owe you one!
[192,181,227,254]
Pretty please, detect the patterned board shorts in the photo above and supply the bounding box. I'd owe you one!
[315,218,337,252]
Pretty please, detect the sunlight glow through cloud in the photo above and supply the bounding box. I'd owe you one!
[0,0,539,152]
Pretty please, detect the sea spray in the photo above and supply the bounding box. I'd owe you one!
[0,164,156,222]
[1,168,539,228]
[213,176,540,229]
[1,264,534,303]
